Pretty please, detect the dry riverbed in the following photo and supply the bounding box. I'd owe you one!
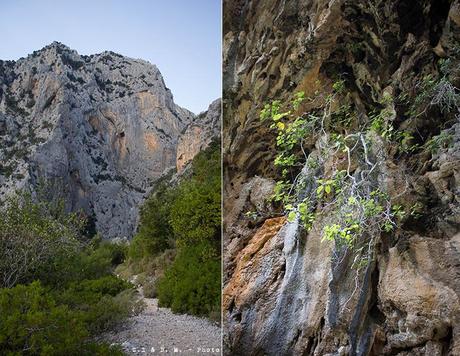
[102,292,222,355]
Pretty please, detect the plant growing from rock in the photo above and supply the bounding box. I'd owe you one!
[260,81,407,273]
[425,130,454,154]
[408,58,460,119]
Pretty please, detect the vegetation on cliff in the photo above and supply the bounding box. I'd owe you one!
[223,0,460,354]
[259,54,459,269]
[120,141,221,320]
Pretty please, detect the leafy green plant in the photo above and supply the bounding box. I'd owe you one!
[259,82,404,272]
[409,72,460,117]
[391,204,406,221]
[260,100,288,122]
[123,142,221,319]
[362,197,383,218]
[271,180,291,203]
[322,221,360,246]
[332,79,346,94]
[316,171,345,199]
[157,241,220,317]
[0,189,138,353]
[409,202,424,219]
[0,281,124,355]
[56,275,139,334]
[62,275,132,302]
[286,200,316,230]
[292,91,306,110]
[425,131,454,154]
[369,109,395,139]
[398,131,418,153]
[170,144,221,248]
[0,281,88,355]
[330,102,355,129]
[274,152,296,168]
[430,77,460,113]
[0,192,84,288]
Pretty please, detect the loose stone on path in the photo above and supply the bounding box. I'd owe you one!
[102,294,222,355]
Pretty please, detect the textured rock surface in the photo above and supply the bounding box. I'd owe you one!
[176,98,221,172]
[223,0,460,355]
[0,42,195,238]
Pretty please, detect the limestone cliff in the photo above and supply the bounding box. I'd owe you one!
[223,1,460,355]
[0,42,194,238]
[176,98,221,173]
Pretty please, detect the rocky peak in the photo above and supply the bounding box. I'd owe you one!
[0,42,196,238]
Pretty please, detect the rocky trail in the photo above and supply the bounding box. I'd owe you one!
[103,288,222,355]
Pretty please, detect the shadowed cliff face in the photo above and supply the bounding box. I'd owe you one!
[0,42,195,238]
[223,0,460,355]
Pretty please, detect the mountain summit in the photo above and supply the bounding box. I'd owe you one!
[0,43,219,238]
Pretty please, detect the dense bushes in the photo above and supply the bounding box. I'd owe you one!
[157,241,220,316]
[0,282,89,355]
[126,142,221,319]
[0,192,136,354]
[170,144,221,248]
[0,280,126,355]
[0,193,82,288]
[128,175,177,260]
[58,275,132,305]
[77,239,128,281]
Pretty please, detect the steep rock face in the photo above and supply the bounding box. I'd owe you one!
[0,42,194,238]
[224,0,460,355]
[176,98,221,172]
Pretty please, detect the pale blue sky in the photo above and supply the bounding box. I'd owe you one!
[0,0,221,114]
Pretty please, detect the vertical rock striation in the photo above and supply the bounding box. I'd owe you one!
[223,0,460,355]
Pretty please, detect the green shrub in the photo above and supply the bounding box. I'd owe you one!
[129,177,177,260]
[0,193,83,288]
[124,143,221,319]
[77,240,128,280]
[409,73,460,117]
[425,130,454,154]
[0,281,86,354]
[0,192,139,353]
[55,276,141,334]
[64,275,132,300]
[170,142,221,248]
[170,180,221,247]
[82,290,143,334]
[0,281,122,355]
[102,241,128,265]
[157,241,220,316]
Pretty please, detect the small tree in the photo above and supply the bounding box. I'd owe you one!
[0,192,83,288]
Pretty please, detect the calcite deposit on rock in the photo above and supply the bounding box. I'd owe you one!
[223,0,460,355]
[0,42,218,239]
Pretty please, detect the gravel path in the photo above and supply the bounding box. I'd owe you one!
[103,294,222,355]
